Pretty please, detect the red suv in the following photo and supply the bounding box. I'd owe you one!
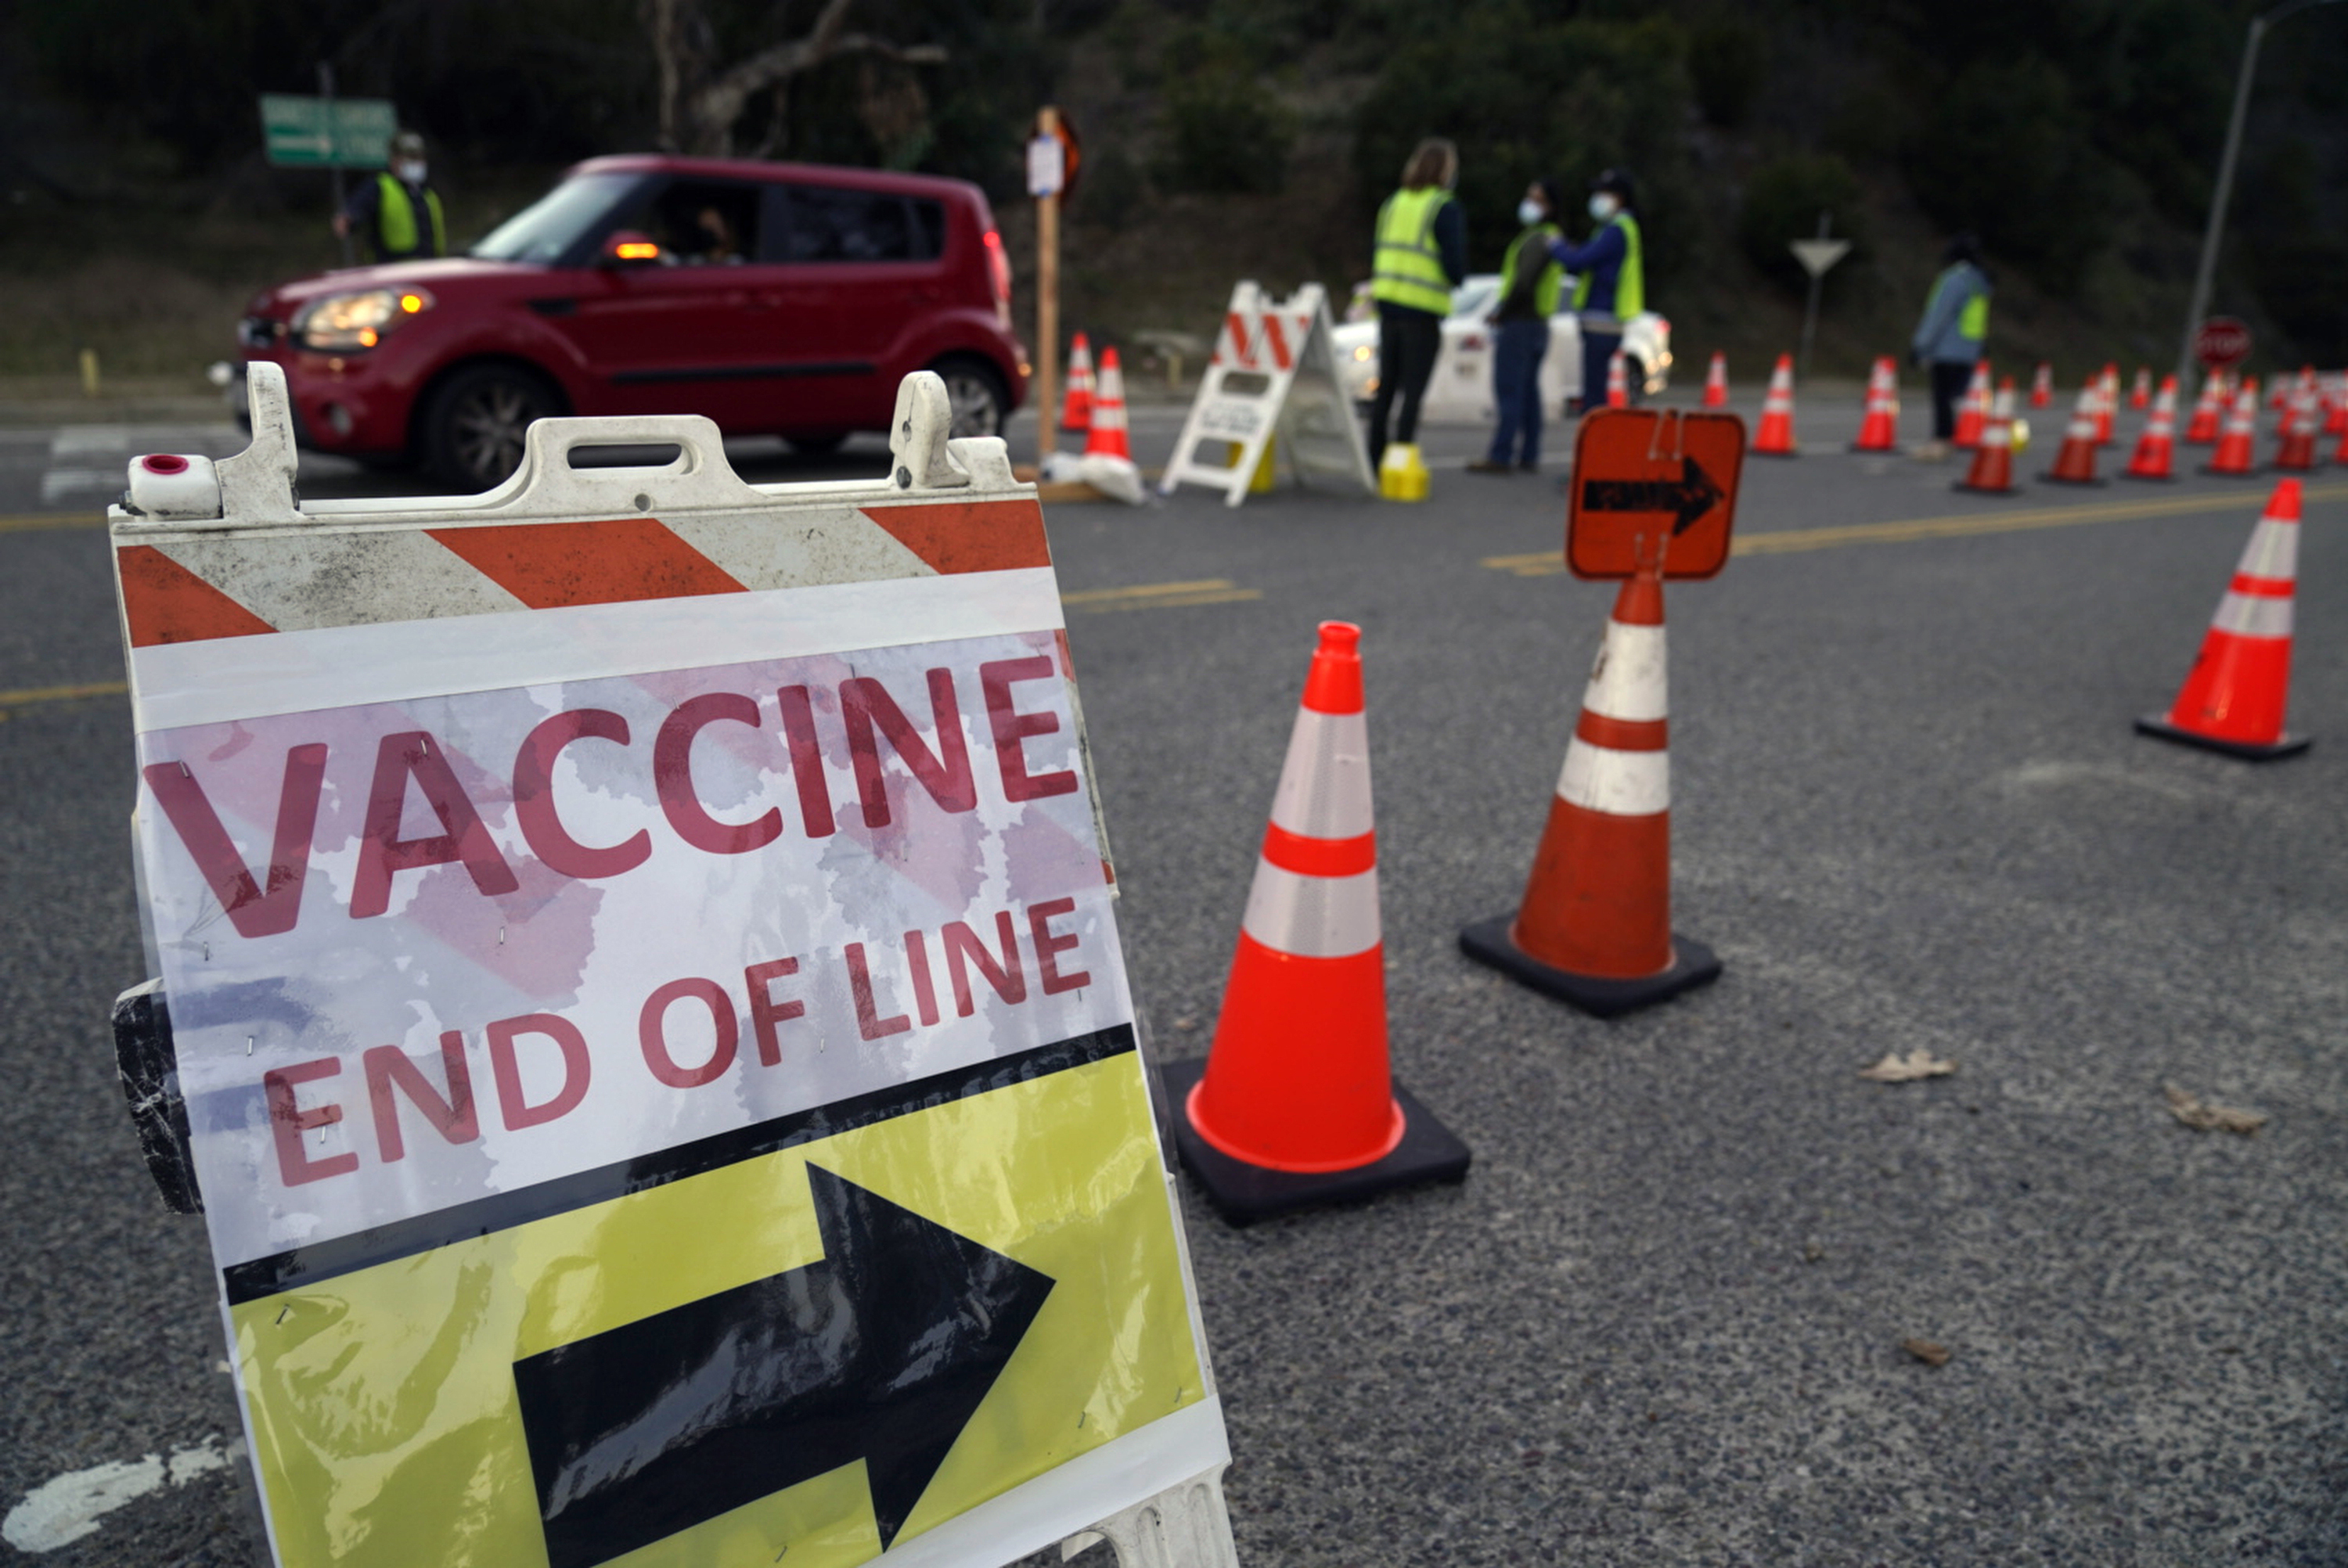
[236,155,1027,489]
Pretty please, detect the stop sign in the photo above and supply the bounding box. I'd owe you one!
[2194,317,2252,370]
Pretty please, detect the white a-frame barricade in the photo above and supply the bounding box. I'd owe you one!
[106,365,1239,1568]
[1160,280,1376,507]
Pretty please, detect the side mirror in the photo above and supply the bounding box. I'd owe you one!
[600,231,663,268]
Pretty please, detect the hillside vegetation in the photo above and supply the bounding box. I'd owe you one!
[5,0,2346,385]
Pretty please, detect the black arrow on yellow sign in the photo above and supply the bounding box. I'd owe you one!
[513,1164,1057,1567]
[1579,455,1724,534]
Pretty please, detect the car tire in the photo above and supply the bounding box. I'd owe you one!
[421,363,564,492]
[926,356,1010,441]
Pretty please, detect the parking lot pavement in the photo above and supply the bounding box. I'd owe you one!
[5,401,2345,1565]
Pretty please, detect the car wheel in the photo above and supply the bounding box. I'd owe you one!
[423,364,562,492]
[927,357,1010,441]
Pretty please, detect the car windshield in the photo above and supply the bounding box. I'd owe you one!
[470,172,642,264]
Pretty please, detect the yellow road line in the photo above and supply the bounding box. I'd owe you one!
[1483,482,2348,577]
[0,680,128,714]
[0,512,106,534]
[1062,578,1261,611]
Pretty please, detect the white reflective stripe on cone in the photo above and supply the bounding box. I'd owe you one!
[2213,592,2295,639]
[1557,738,1670,815]
[1240,861,1381,958]
[2237,521,2299,582]
[1269,709,1373,840]
[1582,623,1667,722]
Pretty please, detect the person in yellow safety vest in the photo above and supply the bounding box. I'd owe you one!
[1367,137,1468,470]
[1907,232,1992,462]
[334,131,447,264]
[1469,178,1565,473]
[1544,167,1644,419]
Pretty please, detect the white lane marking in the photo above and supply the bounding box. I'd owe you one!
[39,469,120,503]
[2,1437,239,1552]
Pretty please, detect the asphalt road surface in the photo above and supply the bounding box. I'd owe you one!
[4,389,2344,1566]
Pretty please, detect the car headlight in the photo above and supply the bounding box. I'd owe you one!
[294,287,434,351]
[1352,344,1374,362]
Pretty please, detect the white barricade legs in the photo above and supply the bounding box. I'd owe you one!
[1161,281,1376,508]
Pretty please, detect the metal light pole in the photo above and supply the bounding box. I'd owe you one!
[2174,0,2346,386]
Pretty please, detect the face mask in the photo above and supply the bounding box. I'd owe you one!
[397,160,427,185]
[1589,194,1619,221]
[1518,199,1547,227]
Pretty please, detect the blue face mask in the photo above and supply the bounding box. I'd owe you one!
[1518,199,1547,227]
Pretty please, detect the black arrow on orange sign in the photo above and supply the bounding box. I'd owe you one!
[1578,455,1724,534]
[513,1164,1056,1568]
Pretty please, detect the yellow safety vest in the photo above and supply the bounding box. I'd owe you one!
[376,172,447,258]
[1500,225,1565,318]
[1372,188,1456,315]
[1570,212,1643,322]
[1959,291,1989,342]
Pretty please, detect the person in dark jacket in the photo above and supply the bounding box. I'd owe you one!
[1367,138,1467,469]
[1470,178,1565,473]
[1547,167,1646,417]
[1908,233,1993,461]
[334,131,446,264]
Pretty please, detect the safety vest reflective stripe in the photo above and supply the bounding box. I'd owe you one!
[376,173,446,257]
[1371,188,1454,315]
[1571,213,1644,321]
[1500,226,1564,319]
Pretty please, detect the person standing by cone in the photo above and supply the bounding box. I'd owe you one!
[1367,138,1467,472]
[1907,233,1991,462]
[1470,179,1565,473]
[1545,168,1646,419]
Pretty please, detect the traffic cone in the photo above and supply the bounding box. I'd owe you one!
[2274,387,2320,472]
[1061,333,1094,432]
[1954,360,1990,448]
[2030,362,2054,408]
[2269,366,2311,412]
[1165,622,1471,1219]
[1852,356,1900,451]
[2040,383,2106,485]
[1460,559,1721,1016]
[1606,349,1630,409]
[1082,347,1131,461]
[2202,379,2260,476]
[2130,366,2152,410]
[2185,370,2228,444]
[2323,372,2348,437]
[2136,480,2310,761]
[1752,353,1797,455]
[2094,364,2119,444]
[2123,375,2179,481]
[1702,351,1729,408]
[1954,381,2019,494]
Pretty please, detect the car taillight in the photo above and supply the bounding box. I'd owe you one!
[983,229,1013,331]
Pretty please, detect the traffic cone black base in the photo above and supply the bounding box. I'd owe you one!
[2134,714,2310,762]
[2198,465,2263,478]
[1158,1057,1470,1223]
[1458,916,1720,1020]
[2037,470,2107,487]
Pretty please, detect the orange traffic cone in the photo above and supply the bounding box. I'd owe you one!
[2094,364,2119,444]
[1954,360,1990,448]
[2334,411,2348,467]
[1168,622,1470,1218]
[1702,351,1729,408]
[1852,356,1900,451]
[2030,362,2054,408]
[2324,372,2348,437]
[1752,353,1797,455]
[1460,560,1721,1016]
[1606,349,1630,408]
[2269,366,2312,412]
[1061,333,1094,432]
[2130,366,2152,410]
[2203,379,2260,476]
[2123,375,2179,480]
[2137,480,2310,760]
[2040,383,2106,485]
[1082,347,1131,461]
[2185,370,2228,444]
[2274,387,2320,471]
[1954,381,2019,494]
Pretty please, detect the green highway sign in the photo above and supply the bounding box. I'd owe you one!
[259,95,396,169]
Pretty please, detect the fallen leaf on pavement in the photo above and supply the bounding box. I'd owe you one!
[2165,1084,2267,1135]
[1901,1338,1952,1368]
[1859,1050,1957,1082]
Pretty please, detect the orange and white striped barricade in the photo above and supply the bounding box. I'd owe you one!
[1161,279,1375,507]
[2137,478,2310,761]
[105,364,1241,1568]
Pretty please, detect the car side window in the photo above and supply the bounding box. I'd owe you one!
[772,187,930,263]
[617,179,763,265]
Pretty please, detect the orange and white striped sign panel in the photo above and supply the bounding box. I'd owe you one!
[110,373,1230,1568]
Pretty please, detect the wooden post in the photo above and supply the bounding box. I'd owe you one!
[1035,106,1061,465]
